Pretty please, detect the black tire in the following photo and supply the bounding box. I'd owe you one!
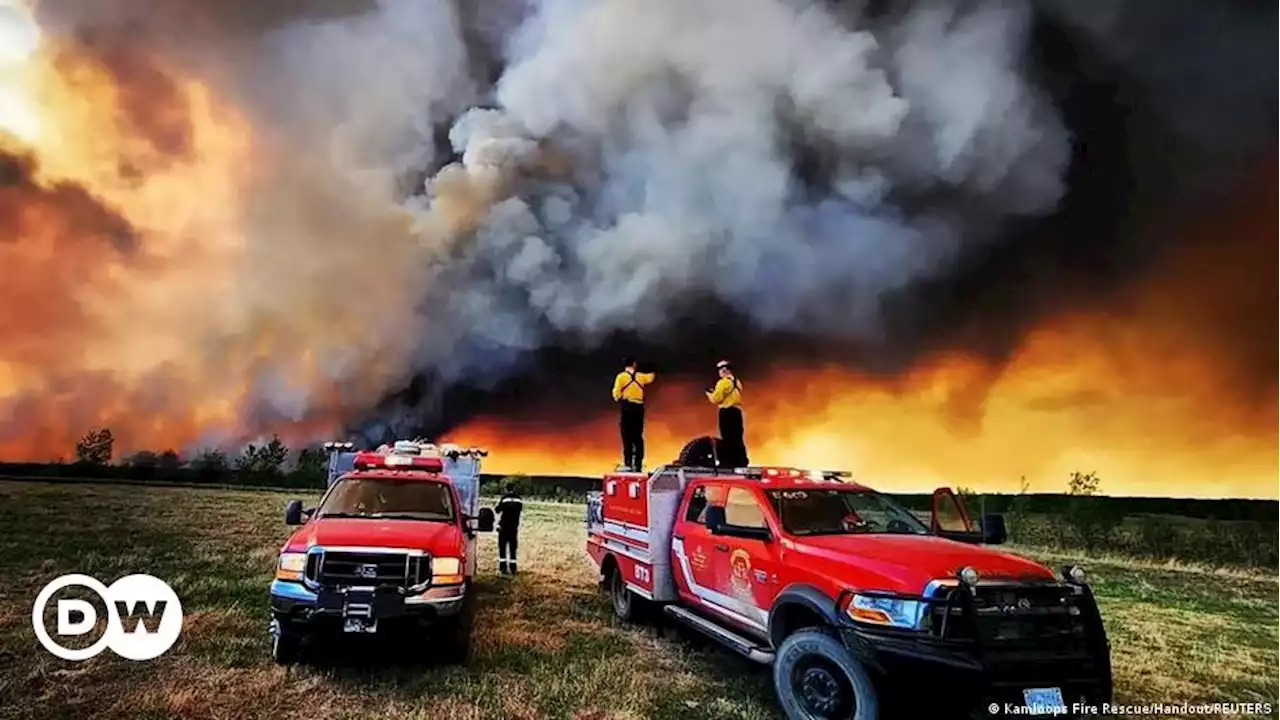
[610,566,648,623]
[773,629,878,720]
[270,617,301,665]
[438,590,477,665]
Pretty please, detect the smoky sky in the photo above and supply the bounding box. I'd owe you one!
[384,0,1279,441]
[22,0,1278,449]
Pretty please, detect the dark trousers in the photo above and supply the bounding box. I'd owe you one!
[619,401,645,471]
[717,406,748,468]
[498,527,519,575]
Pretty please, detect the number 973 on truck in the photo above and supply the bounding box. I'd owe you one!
[585,436,1113,720]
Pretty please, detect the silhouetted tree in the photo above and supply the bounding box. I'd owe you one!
[125,450,159,469]
[74,428,114,466]
[157,450,182,472]
[293,446,328,484]
[191,448,230,481]
[1067,471,1101,496]
[236,436,290,483]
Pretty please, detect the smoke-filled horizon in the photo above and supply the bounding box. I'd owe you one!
[1,0,1275,496]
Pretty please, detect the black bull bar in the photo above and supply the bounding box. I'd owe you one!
[831,580,1113,711]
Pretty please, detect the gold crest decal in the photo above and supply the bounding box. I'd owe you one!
[729,549,753,596]
[690,544,709,572]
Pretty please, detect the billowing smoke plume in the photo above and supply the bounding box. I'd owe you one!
[252,0,1074,437]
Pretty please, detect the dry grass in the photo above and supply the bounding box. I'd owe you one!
[0,481,1275,720]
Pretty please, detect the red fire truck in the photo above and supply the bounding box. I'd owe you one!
[585,437,1112,719]
[269,440,494,665]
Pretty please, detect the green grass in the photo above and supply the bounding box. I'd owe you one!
[0,481,1275,720]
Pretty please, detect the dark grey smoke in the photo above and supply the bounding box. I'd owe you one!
[1034,0,1276,193]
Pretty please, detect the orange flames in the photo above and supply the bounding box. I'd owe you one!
[0,5,348,457]
[449,192,1279,500]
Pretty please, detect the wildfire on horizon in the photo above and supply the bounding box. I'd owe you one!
[0,1,1274,502]
[447,194,1279,501]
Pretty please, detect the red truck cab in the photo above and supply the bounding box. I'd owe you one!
[269,441,494,665]
[586,437,1112,719]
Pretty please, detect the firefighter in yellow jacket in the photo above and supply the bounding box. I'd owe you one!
[706,360,748,468]
[612,358,655,471]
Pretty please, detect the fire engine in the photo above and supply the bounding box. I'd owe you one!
[269,440,494,665]
[586,437,1112,719]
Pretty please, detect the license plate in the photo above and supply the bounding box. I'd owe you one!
[343,617,377,633]
[1023,687,1066,712]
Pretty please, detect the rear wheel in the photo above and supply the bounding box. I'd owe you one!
[610,567,647,622]
[773,629,877,720]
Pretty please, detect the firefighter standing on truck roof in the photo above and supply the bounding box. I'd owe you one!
[707,360,748,468]
[612,357,655,472]
[495,485,523,576]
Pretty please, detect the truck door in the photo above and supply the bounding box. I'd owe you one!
[707,486,777,635]
[931,487,975,534]
[672,482,725,608]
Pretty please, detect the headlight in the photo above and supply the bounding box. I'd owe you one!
[432,557,464,585]
[846,593,924,629]
[276,552,306,581]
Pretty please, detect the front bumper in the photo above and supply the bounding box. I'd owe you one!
[835,584,1113,718]
[270,579,467,633]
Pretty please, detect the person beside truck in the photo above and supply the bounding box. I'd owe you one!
[494,486,524,576]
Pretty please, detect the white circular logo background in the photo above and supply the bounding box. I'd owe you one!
[32,573,183,661]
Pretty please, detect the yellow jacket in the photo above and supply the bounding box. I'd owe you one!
[612,370,655,404]
[707,375,743,408]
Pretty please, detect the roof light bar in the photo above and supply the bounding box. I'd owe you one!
[734,466,850,481]
[352,451,444,473]
[323,441,356,452]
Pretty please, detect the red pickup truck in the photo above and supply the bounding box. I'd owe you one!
[269,441,494,665]
[585,437,1112,719]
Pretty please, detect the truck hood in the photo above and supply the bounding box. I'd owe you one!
[286,518,463,554]
[789,533,1055,594]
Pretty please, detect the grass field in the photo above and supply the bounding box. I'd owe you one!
[0,481,1275,720]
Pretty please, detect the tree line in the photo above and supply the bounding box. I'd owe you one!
[71,427,329,485]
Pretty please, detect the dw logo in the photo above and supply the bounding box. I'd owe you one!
[32,574,184,661]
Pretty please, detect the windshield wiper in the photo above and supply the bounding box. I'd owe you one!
[316,512,370,519]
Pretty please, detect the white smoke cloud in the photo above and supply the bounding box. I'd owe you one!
[381,0,1066,368]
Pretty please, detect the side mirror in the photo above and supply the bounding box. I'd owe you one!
[285,500,304,526]
[477,507,495,533]
[981,514,1008,545]
[704,505,727,533]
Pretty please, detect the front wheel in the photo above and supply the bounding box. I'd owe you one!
[437,591,477,665]
[772,629,878,720]
[270,617,301,665]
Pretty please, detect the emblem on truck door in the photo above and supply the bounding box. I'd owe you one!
[729,549,753,596]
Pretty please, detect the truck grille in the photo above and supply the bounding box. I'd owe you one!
[304,549,428,589]
[928,583,1086,643]
[926,582,1101,681]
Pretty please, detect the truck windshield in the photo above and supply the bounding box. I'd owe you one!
[317,477,454,522]
[766,489,928,536]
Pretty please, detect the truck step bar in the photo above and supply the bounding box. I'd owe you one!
[662,605,775,665]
